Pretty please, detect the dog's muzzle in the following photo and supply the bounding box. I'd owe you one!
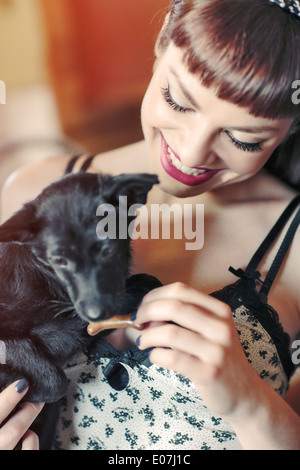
[75,297,121,322]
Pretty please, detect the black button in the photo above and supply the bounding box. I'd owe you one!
[104,362,129,391]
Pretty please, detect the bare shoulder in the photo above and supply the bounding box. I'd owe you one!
[0,155,72,222]
[0,141,149,223]
[91,140,149,176]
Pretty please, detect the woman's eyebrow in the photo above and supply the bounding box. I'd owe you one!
[169,67,200,109]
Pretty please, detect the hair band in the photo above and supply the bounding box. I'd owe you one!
[267,0,300,18]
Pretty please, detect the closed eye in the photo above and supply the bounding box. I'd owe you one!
[161,85,191,113]
[225,132,264,153]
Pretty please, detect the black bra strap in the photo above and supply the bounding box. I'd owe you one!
[229,195,300,299]
[259,206,300,301]
[79,155,95,172]
[64,154,95,175]
[64,155,81,175]
[245,195,300,276]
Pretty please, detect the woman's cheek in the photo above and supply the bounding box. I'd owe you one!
[216,145,270,176]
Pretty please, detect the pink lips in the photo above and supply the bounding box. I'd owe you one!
[160,134,221,187]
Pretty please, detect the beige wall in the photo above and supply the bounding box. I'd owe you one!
[0,0,47,88]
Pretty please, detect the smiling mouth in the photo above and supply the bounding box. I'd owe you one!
[160,134,222,186]
[167,145,210,176]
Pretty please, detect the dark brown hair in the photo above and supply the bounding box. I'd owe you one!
[156,0,300,189]
[157,0,300,120]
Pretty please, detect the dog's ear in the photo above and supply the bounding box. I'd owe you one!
[104,173,159,206]
[0,201,40,244]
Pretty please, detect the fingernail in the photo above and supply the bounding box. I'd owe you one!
[135,336,141,347]
[15,378,29,394]
[131,310,137,322]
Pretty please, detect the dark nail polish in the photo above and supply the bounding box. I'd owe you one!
[147,347,154,356]
[131,310,137,322]
[135,336,141,347]
[15,378,29,394]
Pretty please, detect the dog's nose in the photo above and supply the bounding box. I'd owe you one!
[75,300,101,321]
[76,301,115,322]
[75,297,118,322]
[85,306,101,321]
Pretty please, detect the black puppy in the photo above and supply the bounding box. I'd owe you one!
[0,171,159,403]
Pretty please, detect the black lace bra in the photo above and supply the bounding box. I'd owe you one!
[210,195,300,380]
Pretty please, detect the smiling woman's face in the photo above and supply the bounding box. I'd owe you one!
[141,44,293,198]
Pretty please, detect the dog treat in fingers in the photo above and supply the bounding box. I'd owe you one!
[87,313,144,336]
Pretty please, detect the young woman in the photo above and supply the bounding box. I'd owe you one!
[0,0,299,450]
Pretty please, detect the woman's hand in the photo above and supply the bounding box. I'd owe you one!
[0,380,44,450]
[135,282,300,449]
[134,282,262,421]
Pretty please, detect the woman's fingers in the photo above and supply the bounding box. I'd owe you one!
[148,347,219,383]
[0,401,44,450]
[21,430,39,451]
[0,380,29,425]
[139,282,231,319]
[136,297,231,346]
[138,323,227,366]
[134,283,235,387]
[0,380,44,450]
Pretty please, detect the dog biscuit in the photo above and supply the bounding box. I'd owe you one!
[87,313,144,336]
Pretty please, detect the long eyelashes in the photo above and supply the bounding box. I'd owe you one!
[225,132,263,153]
[161,86,188,113]
[161,85,264,154]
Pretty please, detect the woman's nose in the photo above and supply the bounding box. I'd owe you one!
[178,125,219,169]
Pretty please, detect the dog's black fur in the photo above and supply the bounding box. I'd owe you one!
[0,171,159,403]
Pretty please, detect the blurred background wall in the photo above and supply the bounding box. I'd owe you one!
[0,0,46,86]
[0,0,169,195]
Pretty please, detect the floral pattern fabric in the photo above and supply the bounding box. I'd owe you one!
[52,304,289,450]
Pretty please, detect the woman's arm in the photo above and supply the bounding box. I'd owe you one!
[285,369,300,415]
[135,282,300,450]
[0,155,72,223]
[0,380,44,450]
[228,376,300,450]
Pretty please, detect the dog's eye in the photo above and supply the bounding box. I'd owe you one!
[53,257,69,267]
[101,246,116,259]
